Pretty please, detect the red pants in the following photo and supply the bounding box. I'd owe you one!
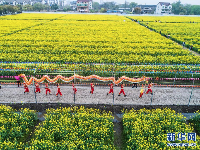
[46,88,51,95]
[91,88,94,94]
[35,88,40,93]
[24,87,29,93]
[56,89,62,96]
[73,88,77,94]
[109,89,113,94]
[139,92,144,98]
[119,89,125,95]
[146,89,152,94]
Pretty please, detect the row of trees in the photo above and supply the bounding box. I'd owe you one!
[0,3,60,15]
[23,3,59,12]
[1,1,200,15]
[0,5,22,15]
[172,1,200,15]
[22,2,137,13]
[93,1,200,15]
[93,2,137,13]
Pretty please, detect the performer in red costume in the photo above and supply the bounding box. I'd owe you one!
[146,82,153,95]
[56,83,62,97]
[107,83,114,95]
[45,83,51,95]
[35,83,40,93]
[139,84,145,98]
[90,81,94,94]
[72,83,77,94]
[118,83,127,97]
[24,83,29,94]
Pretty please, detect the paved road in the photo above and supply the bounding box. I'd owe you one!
[0,85,200,105]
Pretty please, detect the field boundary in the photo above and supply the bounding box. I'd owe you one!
[1,103,200,113]
[126,16,200,56]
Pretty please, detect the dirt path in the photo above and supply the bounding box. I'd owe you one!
[178,43,200,56]
[0,85,200,105]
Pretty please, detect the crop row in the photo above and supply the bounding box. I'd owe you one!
[0,105,200,149]
[123,108,200,149]
[0,105,37,149]
[129,16,200,53]
[26,106,115,149]
[130,16,200,23]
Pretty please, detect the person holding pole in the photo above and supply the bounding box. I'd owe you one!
[139,84,145,98]
[72,83,77,94]
[56,83,62,97]
[24,83,29,94]
[45,83,51,95]
[118,83,127,97]
[107,83,114,95]
[146,82,153,95]
[14,75,21,87]
[90,81,94,94]
[35,83,40,93]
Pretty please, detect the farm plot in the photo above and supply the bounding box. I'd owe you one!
[129,16,200,53]
[123,108,200,149]
[0,14,199,64]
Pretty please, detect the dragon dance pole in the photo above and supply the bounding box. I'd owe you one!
[33,69,37,104]
[113,74,115,105]
[188,74,194,106]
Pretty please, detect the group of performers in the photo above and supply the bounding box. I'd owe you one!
[24,83,64,97]
[23,81,153,98]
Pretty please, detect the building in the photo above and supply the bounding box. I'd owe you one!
[118,8,130,13]
[155,2,172,14]
[70,1,77,10]
[77,0,92,13]
[136,5,156,14]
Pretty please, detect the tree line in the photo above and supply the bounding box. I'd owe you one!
[0,3,59,15]
[172,1,200,15]
[0,5,22,15]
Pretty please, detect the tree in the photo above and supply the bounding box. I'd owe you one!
[190,5,200,15]
[0,6,3,15]
[44,5,50,11]
[6,5,15,14]
[63,5,72,11]
[134,7,141,14]
[13,6,19,13]
[184,4,191,15]
[51,4,58,10]
[101,2,116,10]
[93,2,100,11]
[100,8,106,13]
[172,1,182,14]
[129,2,137,9]
[3,5,7,14]
[23,5,33,11]
[33,3,44,12]
[16,4,22,13]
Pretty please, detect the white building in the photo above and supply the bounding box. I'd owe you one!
[155,2,172,14]
[70,1,77,10]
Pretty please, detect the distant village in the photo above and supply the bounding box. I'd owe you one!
[0,0,173,14]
